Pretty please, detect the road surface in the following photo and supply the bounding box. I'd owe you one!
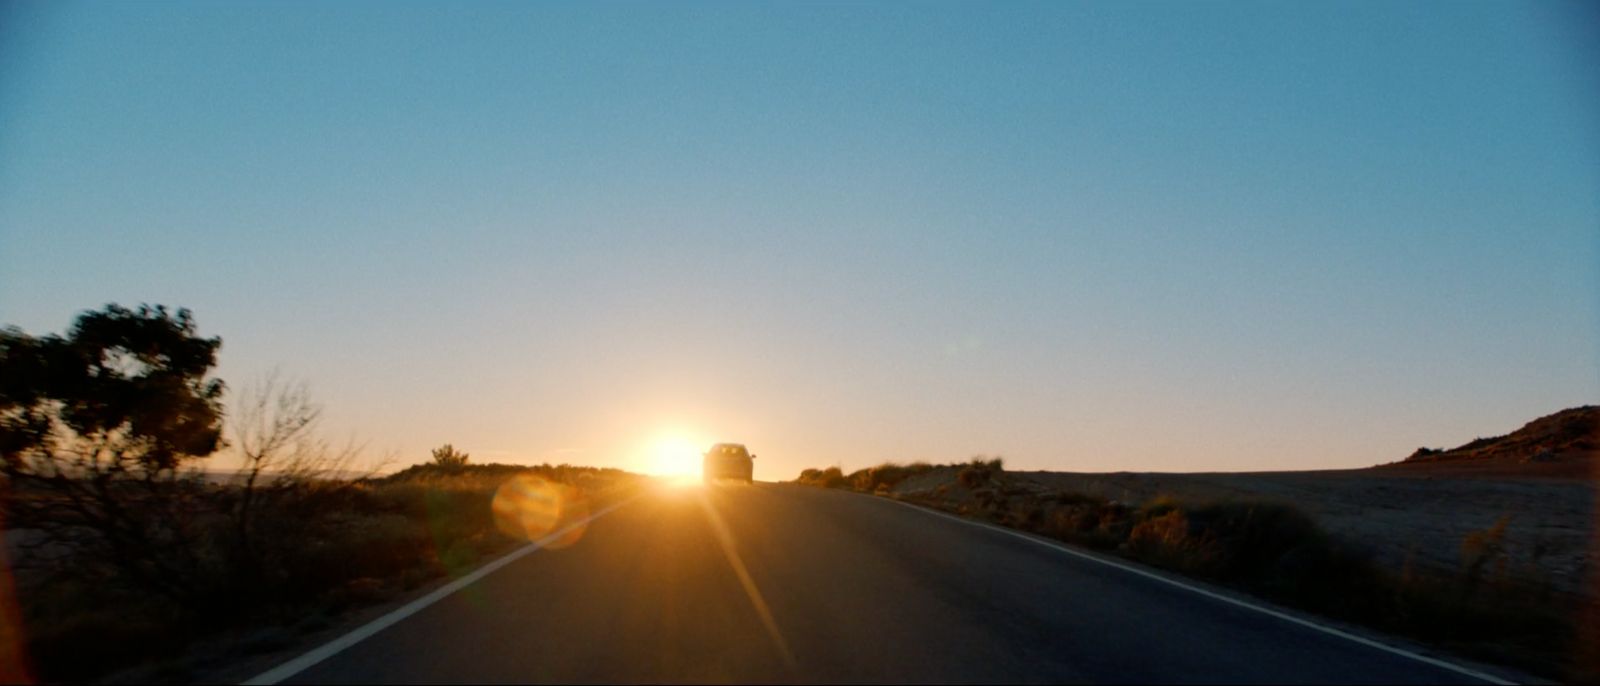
[267,483,1509,684]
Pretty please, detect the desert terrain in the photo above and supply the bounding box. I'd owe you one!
[892,406,1598,598]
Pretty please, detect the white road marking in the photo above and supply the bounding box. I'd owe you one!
[878,495,1517,686]
[242,496,637,686]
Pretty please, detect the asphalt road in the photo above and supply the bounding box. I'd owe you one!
[272,482,1507,684]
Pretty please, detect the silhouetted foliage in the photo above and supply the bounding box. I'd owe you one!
[219,372,369,601]
[845,462,935,493]
[1,304,225,601]
[957,456,1003,488]
[795,466,850,489]
[431,444,470,470]
[795,459,989,494]
[1,304,224,471]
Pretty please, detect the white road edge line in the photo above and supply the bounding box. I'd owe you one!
[879,496,1517,686]
[242,496,637,686]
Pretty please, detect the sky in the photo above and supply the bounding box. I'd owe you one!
[1,0,1596,480]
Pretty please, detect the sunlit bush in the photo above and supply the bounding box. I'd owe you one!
[957,456,1003,489]
[795,466,850,489]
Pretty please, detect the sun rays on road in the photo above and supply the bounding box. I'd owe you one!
[695,485,797,671]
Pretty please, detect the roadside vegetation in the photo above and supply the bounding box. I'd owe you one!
[1,304,642,683]
[794,459,1595,682]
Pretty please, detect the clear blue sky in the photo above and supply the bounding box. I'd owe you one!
[2,0,1596,478]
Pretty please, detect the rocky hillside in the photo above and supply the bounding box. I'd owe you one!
[1402,405,1598,465]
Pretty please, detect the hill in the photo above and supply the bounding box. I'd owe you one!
[1385,405,1598,477]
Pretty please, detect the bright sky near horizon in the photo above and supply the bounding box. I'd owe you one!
[1,1,1596,480]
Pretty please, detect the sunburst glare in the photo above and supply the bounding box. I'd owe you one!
[647,435,705,483]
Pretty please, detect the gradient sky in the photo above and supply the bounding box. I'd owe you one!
[2,1,1596,479]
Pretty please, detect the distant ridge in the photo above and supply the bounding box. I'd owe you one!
[1399,405,1598,466]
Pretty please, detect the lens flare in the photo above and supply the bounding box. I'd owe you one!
[492,474,591,550]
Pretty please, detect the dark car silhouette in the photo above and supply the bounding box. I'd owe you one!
[703,443,755,483]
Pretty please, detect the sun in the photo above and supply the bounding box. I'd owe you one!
[648,435,704,479]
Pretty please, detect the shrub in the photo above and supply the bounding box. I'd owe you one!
[850,462,936,493]
[846,468,870,490]
[795,466,850,489]
[957,456,1003,489]
[1127,509,1211,571]
[1182,502,1325,578]
[795,459,981,493]
[1137,494,1181,519]
[1002,497,1047,530]
[1124,500,1343,581]
[430,444,471,470]
[1460,515,1510,597]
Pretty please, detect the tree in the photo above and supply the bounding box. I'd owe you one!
[0,304,225,599]
[220,371,366,594]
[431,444,470,470]
[230,372,343,562]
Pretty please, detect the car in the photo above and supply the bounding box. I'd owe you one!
[703,443,755,483]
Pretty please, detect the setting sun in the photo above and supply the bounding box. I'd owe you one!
[648,436,704,478]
